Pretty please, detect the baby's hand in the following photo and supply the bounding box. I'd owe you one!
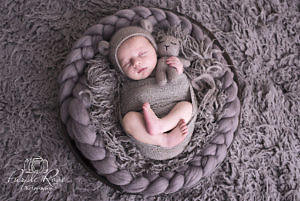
[166,56,183,75]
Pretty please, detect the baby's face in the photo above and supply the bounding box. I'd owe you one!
[117,36,157,80]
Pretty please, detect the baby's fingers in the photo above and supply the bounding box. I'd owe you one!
[166,62,178,68]
[166,59,176,64]
[166,58,179,65]
[166,56,179,62]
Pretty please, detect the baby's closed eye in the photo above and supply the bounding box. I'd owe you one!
[139,51,147,56]
[121,60,131,69]
[124,62,131,68]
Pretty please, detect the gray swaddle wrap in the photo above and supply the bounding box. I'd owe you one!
[119,73,198,160]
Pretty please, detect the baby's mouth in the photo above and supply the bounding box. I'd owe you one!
[138,67,147,73]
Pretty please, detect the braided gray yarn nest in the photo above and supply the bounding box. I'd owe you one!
[58,6,241,196]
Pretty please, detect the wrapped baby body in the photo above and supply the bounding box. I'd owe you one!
[119,73,198,160]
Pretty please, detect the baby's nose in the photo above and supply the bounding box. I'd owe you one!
[131,57,141,67]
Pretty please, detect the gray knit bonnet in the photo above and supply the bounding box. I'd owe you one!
[109,25,157,74]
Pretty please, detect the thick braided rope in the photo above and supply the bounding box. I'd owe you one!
[58,6,241,196]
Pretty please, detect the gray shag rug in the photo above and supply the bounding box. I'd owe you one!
[1,0,299,200]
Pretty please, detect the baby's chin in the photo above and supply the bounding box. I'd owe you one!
[129,69,153,80]
[129,74,150,80]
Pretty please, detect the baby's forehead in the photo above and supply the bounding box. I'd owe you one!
[117,36,154,57]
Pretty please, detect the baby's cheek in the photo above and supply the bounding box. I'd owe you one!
[124,69,133,77]
[150,55,157,67]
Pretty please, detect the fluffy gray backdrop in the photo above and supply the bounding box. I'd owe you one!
[1,0,299,200]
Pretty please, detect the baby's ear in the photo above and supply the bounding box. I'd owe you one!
[140,19,153,33]
[98,40,110,56]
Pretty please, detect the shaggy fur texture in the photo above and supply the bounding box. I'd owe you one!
[1,0,299,200]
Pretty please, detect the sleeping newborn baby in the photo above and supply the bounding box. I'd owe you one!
[100,24,198,160]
